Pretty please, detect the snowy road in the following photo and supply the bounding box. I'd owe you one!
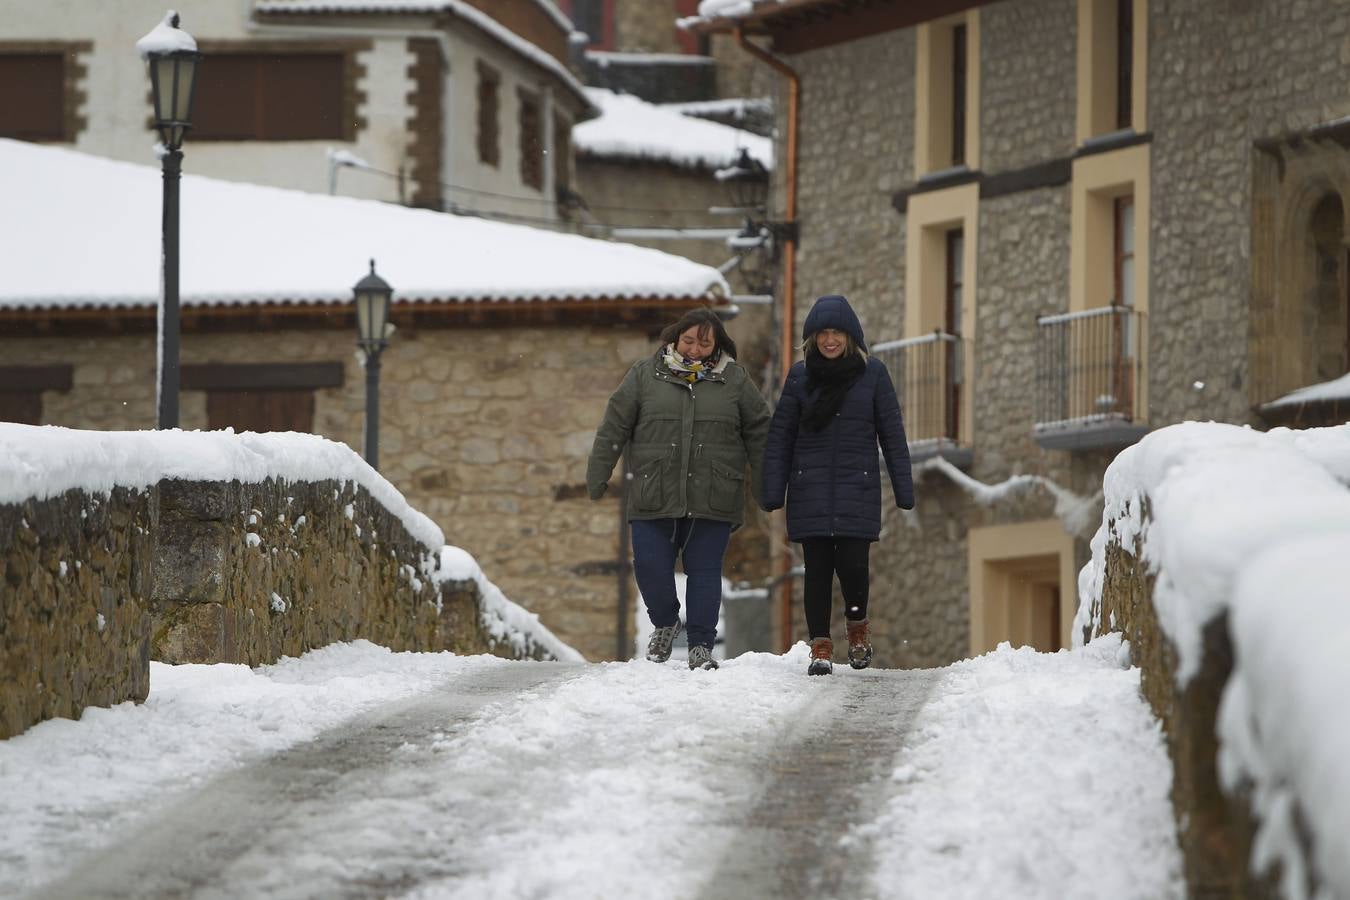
[2,639,1183,899]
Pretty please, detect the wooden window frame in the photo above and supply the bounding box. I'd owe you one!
[945,228,965,441]
[1113,195,1135,307]
[0,42,91,143]
[477,61,502,168]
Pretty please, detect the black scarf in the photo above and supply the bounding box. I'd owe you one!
[802,351,866,432]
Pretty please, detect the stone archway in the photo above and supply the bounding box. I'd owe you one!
[1250,137,1350,405]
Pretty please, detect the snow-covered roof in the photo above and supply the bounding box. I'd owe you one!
[253,0,589,109]
[573,88,773,172]
[1261,372,1350,410]
[0,140,728,312]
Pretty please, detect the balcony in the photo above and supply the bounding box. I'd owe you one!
[873,331,972,467]
[1034,305,1148,451]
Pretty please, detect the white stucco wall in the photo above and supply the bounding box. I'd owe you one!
[442,24,567,223]
[0,0,574,218]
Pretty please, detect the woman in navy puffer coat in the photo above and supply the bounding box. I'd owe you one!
[762,295,914,675]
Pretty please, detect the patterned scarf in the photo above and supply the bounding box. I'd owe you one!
[661,343,724,383]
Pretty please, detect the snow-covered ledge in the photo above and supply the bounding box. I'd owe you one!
[0,425,579,740]
[1075,422,1350,900]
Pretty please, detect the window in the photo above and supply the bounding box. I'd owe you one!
[563,0,613,50]
[519,88,543,191]
[1078,0,1143,141]
[207,390,315,433]
[0,54,64,140]
[1113,195,1135,307]
[0,365,73,424]
[191,54,346,141]
[553,112,572,193]
[915,13,978,177]
[1115,0,1133,131]
[951,24,967,167]
[945,229,965,440]
[182,362,342,434]
[477,61,501,167]
[0,45,88,142]
[0,392,42,425]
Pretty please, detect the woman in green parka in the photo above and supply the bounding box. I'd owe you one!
[587,308,771,670]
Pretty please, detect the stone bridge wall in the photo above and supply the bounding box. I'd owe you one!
[2,475,547,741]
[1088,526,1289,900]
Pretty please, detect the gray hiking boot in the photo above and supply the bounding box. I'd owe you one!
[646,620,682,663]
[688,645,719,671]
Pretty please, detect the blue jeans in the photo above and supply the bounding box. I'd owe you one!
[631,517,731,650]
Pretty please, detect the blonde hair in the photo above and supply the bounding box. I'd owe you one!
[802,330,865,359]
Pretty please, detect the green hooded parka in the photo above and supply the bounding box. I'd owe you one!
[587,353,771,528]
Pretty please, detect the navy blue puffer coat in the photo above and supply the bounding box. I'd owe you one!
[761,297,915,541]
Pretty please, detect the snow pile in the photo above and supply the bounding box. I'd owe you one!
[859,637,1183,900]
[1075,421,1350,898]
[574,88,773,172]
[435,545,584,663]
[0,139,727,309]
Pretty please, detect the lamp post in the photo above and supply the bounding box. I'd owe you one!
[138,12,201,430]
[354,260,393,469]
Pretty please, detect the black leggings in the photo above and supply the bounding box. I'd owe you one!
[800,537,871,639]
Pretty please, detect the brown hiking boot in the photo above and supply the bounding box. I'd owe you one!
[807,637,833,676]
[846,619,873,670]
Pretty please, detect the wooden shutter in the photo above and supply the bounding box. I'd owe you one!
[192,54,344,141]
[553,112,571,192]
[519,89,543,191]
[477,62,501,166]
[206,390,316,433]
[0,392,42,425]
[0,54,65,140]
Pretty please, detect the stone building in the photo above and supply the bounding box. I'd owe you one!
[0,138,736,663]
[689,0,1350,666]
[0,0,591,221]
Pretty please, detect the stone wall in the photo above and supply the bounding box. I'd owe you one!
[1090,526,1284,899]
[150,477,489,667]
[0,468,557,740]
[1,486,155,741]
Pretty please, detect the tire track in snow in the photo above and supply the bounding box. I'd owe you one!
[697,669,938,900]
[26,662,586,900]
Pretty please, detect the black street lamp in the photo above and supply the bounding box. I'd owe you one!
[354,260,393,469]
[138,12,201,430]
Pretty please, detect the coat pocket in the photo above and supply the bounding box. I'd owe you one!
[631,457,666,512]
[709,460,745,514]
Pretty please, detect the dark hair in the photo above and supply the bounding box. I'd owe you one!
[659,307,738,360]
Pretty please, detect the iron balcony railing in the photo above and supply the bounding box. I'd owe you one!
[872,331,963,446]
[1034,305,1146,431]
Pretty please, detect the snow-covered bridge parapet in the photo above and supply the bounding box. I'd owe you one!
[0,425,578,740]
[1075,423,1350,900]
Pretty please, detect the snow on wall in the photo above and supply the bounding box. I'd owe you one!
[1075,421,1350,899]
